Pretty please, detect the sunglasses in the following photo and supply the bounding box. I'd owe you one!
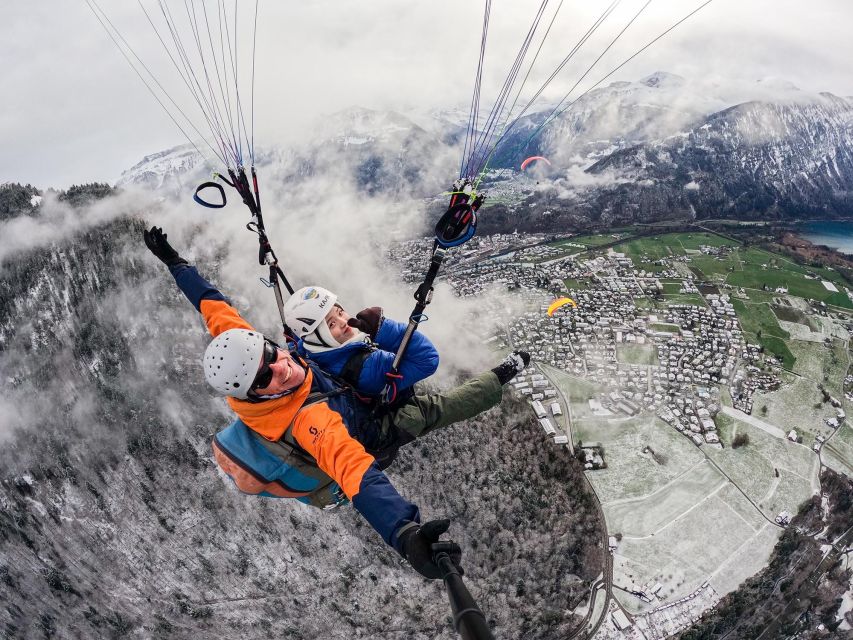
[251,341,280,391]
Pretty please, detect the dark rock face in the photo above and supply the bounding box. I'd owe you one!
[583,95,853,222]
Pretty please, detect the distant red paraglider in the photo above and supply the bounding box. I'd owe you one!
[520,156,551,171]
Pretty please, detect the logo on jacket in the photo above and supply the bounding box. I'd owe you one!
[309,425,322,445]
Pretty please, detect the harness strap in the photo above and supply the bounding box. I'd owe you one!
[339,348,374,388]
[260,389,351,483]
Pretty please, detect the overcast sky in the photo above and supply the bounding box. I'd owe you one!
[4,0,853,189]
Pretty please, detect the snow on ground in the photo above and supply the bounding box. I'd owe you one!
[710,415,820,514]
[575,416,704,504]
[708,523,781,594]
[752,374,841,443]
[778,319,827,342]
[610,478,775,615]
[822,424,853,477]
[838,583,853,631]
[604,460,725,537]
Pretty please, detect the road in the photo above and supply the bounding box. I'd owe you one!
[566,472,614,640]
[720,405,787,439]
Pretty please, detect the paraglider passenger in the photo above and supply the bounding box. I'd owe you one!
[283,285,530,463]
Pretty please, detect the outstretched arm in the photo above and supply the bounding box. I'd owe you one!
[144,226,253,337]
[291,404,420,552]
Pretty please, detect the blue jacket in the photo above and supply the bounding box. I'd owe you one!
[296,317,439,397]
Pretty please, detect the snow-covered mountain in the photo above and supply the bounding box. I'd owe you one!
[116,72,853,229]
[118,145,207,191]
[489,71,726,169]
[582,92,853,222]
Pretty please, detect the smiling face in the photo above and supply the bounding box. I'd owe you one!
[252,347,306,396]
[324,304,354,344]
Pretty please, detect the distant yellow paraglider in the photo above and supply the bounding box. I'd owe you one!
[547,297,577,317]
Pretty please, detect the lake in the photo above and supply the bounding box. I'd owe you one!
[799,221,853,254]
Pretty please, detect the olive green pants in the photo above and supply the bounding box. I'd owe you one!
[390,371,504,439]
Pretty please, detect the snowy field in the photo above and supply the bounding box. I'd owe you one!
[752,374,841,443]
[574,416,705,504]
[822,423,853,476]
[603,460,725,537]
[709,413,820,517]
[571,412,819,618]
[611,485,776,615]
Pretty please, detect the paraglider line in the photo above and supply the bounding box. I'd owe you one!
[84,0,220,166]
[136,0,232,164]
[177,0,240,166]
[551,0,718,124]
[195,0,243,166]
[474,0,651,185]
[155,0,237,166]
[470,0,623,187]
[460,0,491,179]
[467,0,549,175]
[466,0,550,178]
[250,0,258,163]
[509,0,718,168]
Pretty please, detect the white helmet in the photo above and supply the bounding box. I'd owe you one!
[203,328,265,399]
[283,286,341,351]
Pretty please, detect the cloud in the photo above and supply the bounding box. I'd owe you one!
[3,1,853,189]
[0,187,161,264]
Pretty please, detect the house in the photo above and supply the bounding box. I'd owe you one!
[787,430,798,442]
[539,418,556,436]
[610,609,632,631]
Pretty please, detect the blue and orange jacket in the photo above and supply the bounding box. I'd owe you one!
[295,316,439,397]
[169,263,420,552]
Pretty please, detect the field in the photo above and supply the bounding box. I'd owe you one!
[572,417,705,504]
[709,413,819,519]
[611,477,783,613]
[547,233,624,257]
[563,277,590,291]
[725,248,853,309]
[596,409,819,614]
[662,293,707,307]
[616,343,659,366]
[730,297,797,367]
[746,338,849,448]
[603,460,725,536]
[611,232,853,309]
[822,424,853,476]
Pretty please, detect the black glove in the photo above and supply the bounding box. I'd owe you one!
[398,519,463,580]
[143,226,187,267]
[347,307,383,340]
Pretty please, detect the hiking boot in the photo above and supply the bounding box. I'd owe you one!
[492,351,531,385]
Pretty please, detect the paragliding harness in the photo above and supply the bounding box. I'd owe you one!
[194,167,296,337]
[212,387,350,510]
[378,179,484,406]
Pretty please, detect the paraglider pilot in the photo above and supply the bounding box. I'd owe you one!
[143,226,529,579]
